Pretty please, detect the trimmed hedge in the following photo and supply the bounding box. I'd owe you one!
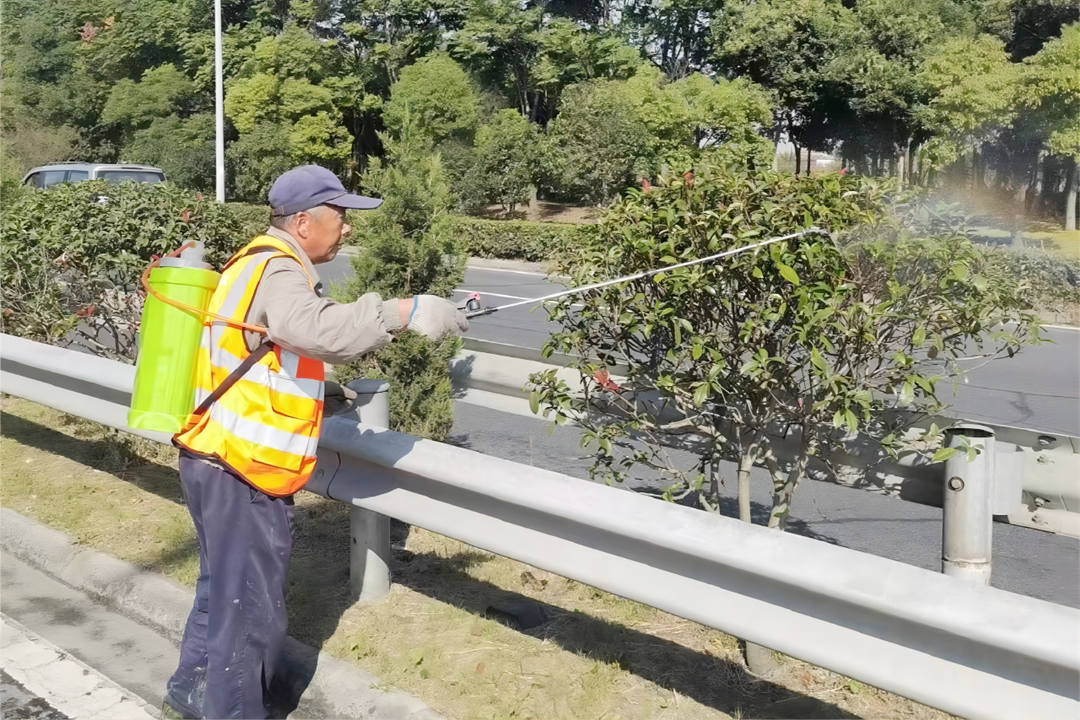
[1,182,269,359]
[448,215,582,261]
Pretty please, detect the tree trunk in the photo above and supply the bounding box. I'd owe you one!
[737,451,754,523]
[768,446,812,530]
[794,144,801,176]
[1024,151,1041,212]
[806,149,812,175]
[971,147,985,190]
[1067,155,1079,231]
[1014,156,1033,206]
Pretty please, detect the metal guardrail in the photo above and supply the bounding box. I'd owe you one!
[1,334,1078,719]
[452,343,1080,535]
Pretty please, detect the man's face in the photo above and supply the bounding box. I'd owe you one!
[295,205,351,264]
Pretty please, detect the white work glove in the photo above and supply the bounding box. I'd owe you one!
[407,295,469,339]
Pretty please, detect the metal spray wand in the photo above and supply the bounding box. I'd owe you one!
[462,227,831,318]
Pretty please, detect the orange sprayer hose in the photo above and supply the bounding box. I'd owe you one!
[140,242,269,334]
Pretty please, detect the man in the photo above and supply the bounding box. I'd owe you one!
[163,165,467,719]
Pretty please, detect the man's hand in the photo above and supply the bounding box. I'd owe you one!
[401,295,469,339]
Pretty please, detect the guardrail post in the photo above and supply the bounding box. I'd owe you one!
[942,423,995,585]
[344,379,392,602]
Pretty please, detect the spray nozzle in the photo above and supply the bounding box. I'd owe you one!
[157,241,211,270]
[180,241,206,265]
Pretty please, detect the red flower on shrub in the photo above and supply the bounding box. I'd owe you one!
[683,171,694,187]
[838,168,848,176]
[75,305,96,318]
[640,178,651,193]
[592,369,621,392]
[181,209,191,223]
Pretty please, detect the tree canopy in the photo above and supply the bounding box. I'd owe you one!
[2,0,1077,223]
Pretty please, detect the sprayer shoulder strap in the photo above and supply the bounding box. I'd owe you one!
[223,244,289,270]
[193,341,273,416]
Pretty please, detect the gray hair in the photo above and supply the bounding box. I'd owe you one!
[270,205,334,231]
[269,211,300,231]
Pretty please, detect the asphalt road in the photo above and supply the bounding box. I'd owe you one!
[319,255,1080,438]
[452,266,1080,435]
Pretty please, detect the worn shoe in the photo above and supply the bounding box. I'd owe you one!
[160,697,198,720]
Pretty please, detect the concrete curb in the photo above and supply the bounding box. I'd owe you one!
[2,614,158,720]
[0,508,442,720]
[465,257,552,275]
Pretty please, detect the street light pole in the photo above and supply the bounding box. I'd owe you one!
[214,0,225,203]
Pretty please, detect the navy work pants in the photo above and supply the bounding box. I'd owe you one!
[166,451,295,719]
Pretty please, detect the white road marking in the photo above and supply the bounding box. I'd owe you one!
[466,265,548,277]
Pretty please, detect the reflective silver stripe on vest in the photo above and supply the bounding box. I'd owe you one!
[279,348,300,377]
[195,245,322,438]
[208,344,323,401]
[208,403,317,458]
[215,249,280,320]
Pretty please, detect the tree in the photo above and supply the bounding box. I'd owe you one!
[451,0,545,119]
[381,53,481,146]
[96,63,212,188]
[335,126,466,440]
[224,37,355,195]
[531,18,641,122]
[995,0,1080,60]
[226,122,293,202]
[544,79,657,203]
[712,0,853,173]
[1017,22,1080,229]
[529,165,1042,529]
[101,64,199,131]
[669,71,773,152]
[914,35,1019,181]
[125,114,215,189]
[460,109,540,214]
[0,107,79,185]
[621,0,720,79]
[824,0,967,180]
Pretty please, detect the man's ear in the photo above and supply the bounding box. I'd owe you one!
[291,211,310,239]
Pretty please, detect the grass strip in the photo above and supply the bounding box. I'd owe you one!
[1,396,952,720]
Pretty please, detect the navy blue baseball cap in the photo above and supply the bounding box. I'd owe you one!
[268,165,382,216]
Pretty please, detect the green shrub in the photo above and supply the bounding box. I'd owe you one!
[530,166,1045,530]
[225,202,272,234]
[335,129,465,440]
[1,182,265,359]
[449,215,581,261]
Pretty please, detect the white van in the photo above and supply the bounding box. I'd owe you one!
[22,163,166,189]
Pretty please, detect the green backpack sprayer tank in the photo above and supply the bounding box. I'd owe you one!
[127,242,220,433]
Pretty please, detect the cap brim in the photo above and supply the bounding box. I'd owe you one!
[327,192,382,210]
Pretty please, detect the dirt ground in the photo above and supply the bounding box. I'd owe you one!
[478,199,601,224]
[1,396,954,720]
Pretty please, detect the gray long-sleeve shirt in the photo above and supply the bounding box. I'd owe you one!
[241,227,402,362]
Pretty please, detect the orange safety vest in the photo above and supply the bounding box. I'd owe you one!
[174,235,325,496]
